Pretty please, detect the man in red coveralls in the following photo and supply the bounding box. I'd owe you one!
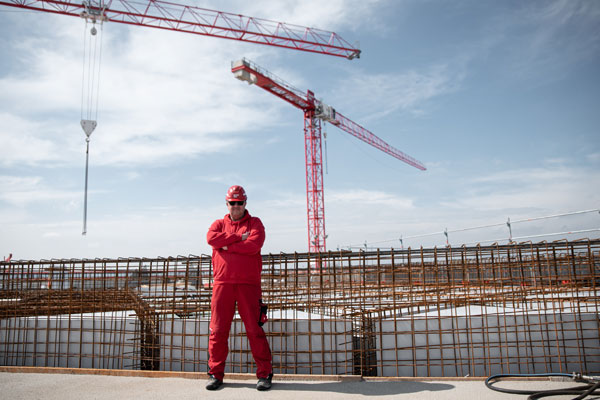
[205,185,273,391]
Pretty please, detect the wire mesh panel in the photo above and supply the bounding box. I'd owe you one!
[0,313,139,369]
[1,239,599,376]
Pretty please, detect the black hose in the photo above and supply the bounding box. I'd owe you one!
[485,373,600,400]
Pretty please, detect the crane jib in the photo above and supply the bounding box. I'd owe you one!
[0,0,361,59]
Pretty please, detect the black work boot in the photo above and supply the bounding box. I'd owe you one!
[206,374,223,391]
[256,373,273,391]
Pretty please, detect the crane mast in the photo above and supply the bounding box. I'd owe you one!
[304,103,327,253]
[0,0,361,59]
[232,58,426,253]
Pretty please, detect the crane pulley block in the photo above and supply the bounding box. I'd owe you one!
[81,0,107,23]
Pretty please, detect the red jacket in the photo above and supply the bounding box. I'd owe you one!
[207,210,265,285]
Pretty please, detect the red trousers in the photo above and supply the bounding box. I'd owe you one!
[208,283,272,379]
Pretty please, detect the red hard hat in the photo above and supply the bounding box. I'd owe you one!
[226,185,247,202]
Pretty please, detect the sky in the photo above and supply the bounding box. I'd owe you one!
[1,0,599,260]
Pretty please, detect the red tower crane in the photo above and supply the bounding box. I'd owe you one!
[232,58,426,253]
[0,0,361,59]
[1,0,361,234]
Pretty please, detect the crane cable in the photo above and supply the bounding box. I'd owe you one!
[323,122,328,175]
[80,17,103,236]
[485,373,600,399]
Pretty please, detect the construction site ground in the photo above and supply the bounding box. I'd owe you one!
[0,367,587,400]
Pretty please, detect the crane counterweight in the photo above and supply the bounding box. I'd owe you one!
[233,69,257,85]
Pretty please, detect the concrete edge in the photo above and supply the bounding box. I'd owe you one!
[0,367,358,381]
[0,367,560,382]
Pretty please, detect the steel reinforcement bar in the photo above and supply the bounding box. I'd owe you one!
[1,238,598,377]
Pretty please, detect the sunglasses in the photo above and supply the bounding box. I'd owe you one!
[228,201,245,206]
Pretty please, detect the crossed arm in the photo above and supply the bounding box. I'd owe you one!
[207,219,265,255]
[220,232,249,250]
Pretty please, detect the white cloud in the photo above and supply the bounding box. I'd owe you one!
[586,152,600,163]
[528,0,600,61]
[474,0,600,84]
[217,0,388,33]
[124,171,141,181]
[0,13,286,168]
[0,1,396,170]
[0,113,67,166]
[333,63,461,121]
[0,175,82,207]
[195,174,244,185]
[0,204,223,259]
[324,161,600,250]
[328,189,413,208]
[471,165,574,185]
[441,164,600,215]
[42,231,61,238]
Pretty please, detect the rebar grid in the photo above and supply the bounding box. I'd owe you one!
[1,239,598,377]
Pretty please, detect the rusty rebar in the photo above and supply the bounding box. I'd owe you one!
[0,239,598,376]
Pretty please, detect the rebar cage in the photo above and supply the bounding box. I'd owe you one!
[1,239,599,377]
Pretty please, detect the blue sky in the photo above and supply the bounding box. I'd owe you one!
[1,0,599,260]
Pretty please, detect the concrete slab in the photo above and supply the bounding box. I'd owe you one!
[0,369,588,400]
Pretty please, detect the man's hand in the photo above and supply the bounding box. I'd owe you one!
[220,232,249,250]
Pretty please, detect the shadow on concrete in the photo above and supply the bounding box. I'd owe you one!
[222,381,455,396]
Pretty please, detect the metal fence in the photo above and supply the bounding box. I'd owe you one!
[1,238,599,377]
